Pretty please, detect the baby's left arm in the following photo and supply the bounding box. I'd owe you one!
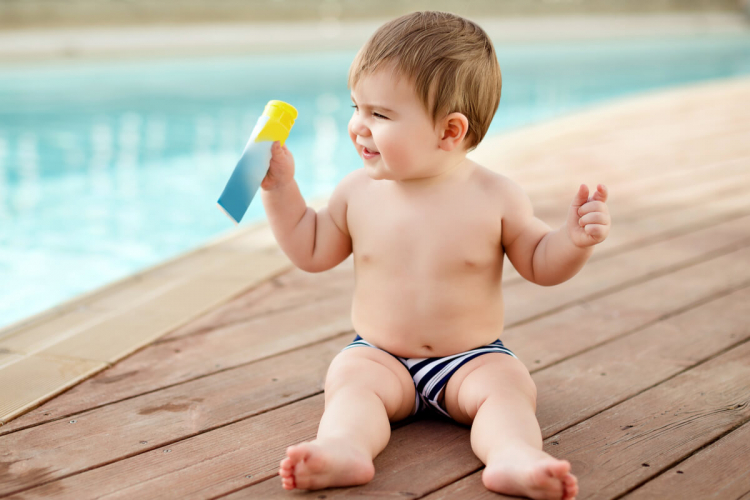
[502,181,610,287]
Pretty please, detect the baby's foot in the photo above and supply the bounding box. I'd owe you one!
[278,438,375,491]
[482,446,578,500]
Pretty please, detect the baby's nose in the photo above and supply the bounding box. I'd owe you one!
[349,116,370,137]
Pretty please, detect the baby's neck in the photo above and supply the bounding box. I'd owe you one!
[395,155,472,190]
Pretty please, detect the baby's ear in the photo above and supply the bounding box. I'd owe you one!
[439,112,469,152]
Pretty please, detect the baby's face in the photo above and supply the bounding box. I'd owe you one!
[349,68,446,182]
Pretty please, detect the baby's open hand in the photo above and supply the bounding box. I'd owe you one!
[261,141,296,191]
[566,184,610,247]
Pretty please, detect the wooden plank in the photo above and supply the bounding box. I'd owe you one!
[7,397,477,500]
[227,418,478,500]
[519,133,750,199]
[622,421,750,500]
[0,333,349,496]
[0,291,352,433]
[521,108,750,172]
[0,251,292,425]
[516,156,750,252]
[501,215,750,327]
[7,279,750,498]
[0,222,267,339]
[533,284,750,436]
[506,245,750,370]
[536,171,750,236]
[420,476,517,500]
[213,283,750,499]
[2,395,322,499]
[228,286,750,499]
[5,229,749,436]
[547,341,750,499]
[0,351,23,371]
[424,341,750,500]
[470,77,750,178]
[526,152,750,214]
[504,189,750,283]
[512,146,750,222]
[0,308,96,351]
[585,197,750,262]
[0,355,106,426]
[597,172,750,225]
[157,256,355,343]
[0,251,290,358]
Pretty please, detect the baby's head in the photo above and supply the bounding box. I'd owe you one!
[348,11,502,182]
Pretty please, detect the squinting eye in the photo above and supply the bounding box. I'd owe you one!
[351,105,387,120]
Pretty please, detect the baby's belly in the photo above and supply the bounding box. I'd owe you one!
[351,271,505,358]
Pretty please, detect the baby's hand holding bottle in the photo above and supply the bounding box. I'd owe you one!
[217,100,297,223]
[261,141,296,191]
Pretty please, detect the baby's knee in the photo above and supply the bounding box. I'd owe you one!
[323,350,411,418]
[324,354,382,394]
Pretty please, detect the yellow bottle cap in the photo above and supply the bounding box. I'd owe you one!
[263,100,298,134]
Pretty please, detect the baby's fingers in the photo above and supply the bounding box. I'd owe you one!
[578,211,610,227]
[591,184,608,203]
[577,200,608,216]
[584,223,609,240]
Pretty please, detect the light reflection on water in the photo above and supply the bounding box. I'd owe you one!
[1,35,749,329]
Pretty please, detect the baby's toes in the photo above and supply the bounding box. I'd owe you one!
[548,459,572,479]
[562,473,578,499]
[286,444,309,464]
[281,475,295,490]
[528,464,563,499]
[291,461,316,490]
[280,457,294,472]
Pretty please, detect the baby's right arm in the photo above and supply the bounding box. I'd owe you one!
[260,141,353,273]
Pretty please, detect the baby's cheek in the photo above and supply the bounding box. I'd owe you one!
[385,141,414,171]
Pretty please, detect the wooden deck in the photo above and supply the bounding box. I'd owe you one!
[2,76,750,499]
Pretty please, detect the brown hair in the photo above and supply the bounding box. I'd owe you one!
[348,11,502,152]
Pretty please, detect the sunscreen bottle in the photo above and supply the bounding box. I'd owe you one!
[217,100,298,224]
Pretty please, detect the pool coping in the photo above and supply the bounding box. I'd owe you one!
[1,75,749,425]
[1,12,748,63]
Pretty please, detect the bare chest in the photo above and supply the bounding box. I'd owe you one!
[348,182,502,276]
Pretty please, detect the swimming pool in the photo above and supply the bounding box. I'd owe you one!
[1,35,749,329]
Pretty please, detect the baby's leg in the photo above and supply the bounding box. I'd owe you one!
[279,344,416,491]
[443,353,579,500]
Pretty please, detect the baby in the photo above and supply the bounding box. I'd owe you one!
[261,11,610,500]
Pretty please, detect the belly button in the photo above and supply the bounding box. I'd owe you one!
[422,345,433,352]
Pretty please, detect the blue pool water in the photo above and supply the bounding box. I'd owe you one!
[1,35,749,329]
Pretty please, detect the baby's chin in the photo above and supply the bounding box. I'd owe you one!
[364,162,415,181]
[363,163,393,181]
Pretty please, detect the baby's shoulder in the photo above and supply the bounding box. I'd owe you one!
[470,163,527,205]
[330,168,369,202]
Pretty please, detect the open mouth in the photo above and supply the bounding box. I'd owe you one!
[362,147,380,158]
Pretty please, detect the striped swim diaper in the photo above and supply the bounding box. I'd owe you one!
[341,334,517,419]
